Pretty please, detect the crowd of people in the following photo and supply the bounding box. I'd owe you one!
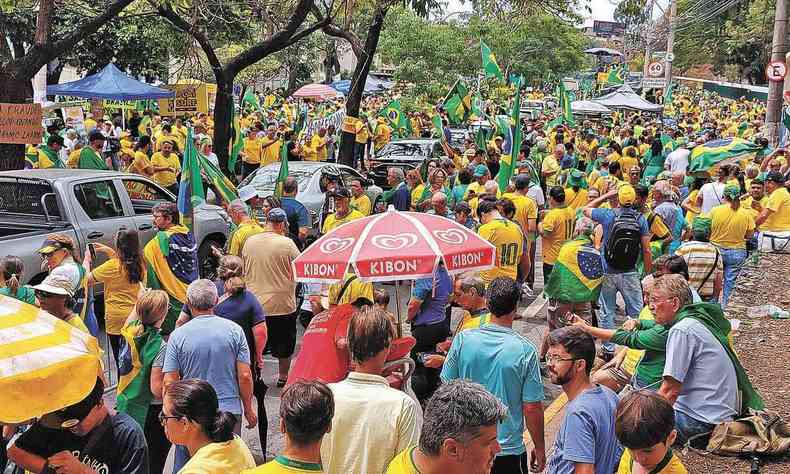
[3,83,790,474]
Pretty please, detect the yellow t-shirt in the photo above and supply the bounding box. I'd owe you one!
[83,118,97,132]
[374,122,392,150]
[741,195,768,221]
[261,138,282,166]
[456,309,492,332]
[708,204,755,249]
[179,436,255,474]
[350,194,372,216]
[67,149,81,168]
[645,210,671,240]
[620,155,638,175]
[130,151,153,176]
[762,187,790,231]
[328,273,374,306]
[243,137,262,164]
[617,449,687,474]
[243,456,324,473]
[386,447,420,474]
[478,218,524,284]
[565,188,588,210]
[150,152,180,187]
[309,134,327,162]
[684,189,701,223]
[506,194,538,235]
[65,313,90,333]
[92,258,145,335]
[621,305,654,376]
[542,155,560,187]
[322,210,364,234]
[355,120,369,144]
[229,219,265,256]
[541,206,576,265]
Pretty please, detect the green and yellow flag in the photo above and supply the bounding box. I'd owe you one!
[274,138,289,198]
[117,320,164,427]
[379,100,411,137]
[229,102,244,174]
[241,87,263,114]
[137,115,151,137]
[481,41,504,82]
[495,75,523,191]
[687,137,761,174]
[556,81,575,127]
[544,237,603,303]
[442,80,473,125]
[606,64,627,85]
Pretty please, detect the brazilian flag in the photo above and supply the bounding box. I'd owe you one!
[496,75,523,192]
[687,137,761,175]
[229,102,244,174]
[606,64,627,85]
[481,41,504,82]
[137,115,152,137]
[199,152,238,205]
[442,80,472,126]
[177,128,205,231]
[556,81,575,127]
[117,320,164,427]
[544,236,603,303]
[274,138,289,198]
[379,100,411,137]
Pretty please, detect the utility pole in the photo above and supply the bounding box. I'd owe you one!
[642,0,655,79]
[664,0,677,85]
[766,0,789,146]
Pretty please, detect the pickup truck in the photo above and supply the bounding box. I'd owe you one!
[0,169,232,286]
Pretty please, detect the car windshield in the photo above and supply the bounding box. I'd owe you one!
[376,142,427,157]
[242,168,312,193]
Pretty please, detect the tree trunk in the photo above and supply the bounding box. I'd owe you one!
[213,73,235,178]
[338,6,387,167]
[0,69,33,170]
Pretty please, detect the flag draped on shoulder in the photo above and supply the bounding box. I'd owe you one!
[143,225,197,334]
[481,41,504,82]
[496,76,523,191]
[177,128,205,231]
[116,320,164,427]
[544,236,603,303]
[442,80,472,125]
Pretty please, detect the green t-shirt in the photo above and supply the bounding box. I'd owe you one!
[78,146,108,170]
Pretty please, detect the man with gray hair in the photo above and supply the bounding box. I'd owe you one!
[386,380,508,474]
[383,166,411,211]
[163,279,257,471]
[226,199,263,256]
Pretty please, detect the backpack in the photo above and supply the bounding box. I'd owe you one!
[604,207,642,271]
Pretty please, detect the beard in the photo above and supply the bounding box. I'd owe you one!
[549,367,572,386]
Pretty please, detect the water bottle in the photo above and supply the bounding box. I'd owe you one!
[746,305,789,319]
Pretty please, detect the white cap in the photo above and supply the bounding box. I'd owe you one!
[32,274,75,297]
[238,185,258,202]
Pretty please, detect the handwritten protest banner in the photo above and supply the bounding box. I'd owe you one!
[0,103,42,144]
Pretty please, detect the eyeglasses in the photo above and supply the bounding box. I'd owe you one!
[158,411,181,426]
[34,290,54,299]
[545,354,578,365]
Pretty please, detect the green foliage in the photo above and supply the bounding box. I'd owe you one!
[377,7,589,100]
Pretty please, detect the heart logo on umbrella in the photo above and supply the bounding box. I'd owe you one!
[432,229,467,245]
[371,233,418,251]
[319,237,355,254]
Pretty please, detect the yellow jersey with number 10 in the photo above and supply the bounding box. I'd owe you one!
[478,218,524,285]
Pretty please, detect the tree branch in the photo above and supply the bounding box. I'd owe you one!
[226,0,316,75]
[157,2,224,80]
[322,21,363,57]
[16,0,136,78]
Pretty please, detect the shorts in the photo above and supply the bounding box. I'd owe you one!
[265,312,298,358]
[547,299,592,330]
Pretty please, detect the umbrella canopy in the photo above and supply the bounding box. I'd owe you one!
[584,47,624,57]
[687,137,762,175]
[592,84,663,112]
[331,76,394,95]
[47,63,175,101]
[571,100,613,115]
[294,208,496,283]
[0,295,102,423]
[292,83,339,100]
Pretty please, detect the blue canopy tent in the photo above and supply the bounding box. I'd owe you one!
[48,63,174,127]
[330,75,394,95]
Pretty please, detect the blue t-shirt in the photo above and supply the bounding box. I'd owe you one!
[546,385,624,474]
[163,315,251,414]
[441,324,544,456]
[411,266,452,326]
[590,207,650,273]
[281,197,311,228]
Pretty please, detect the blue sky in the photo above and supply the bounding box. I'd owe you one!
[443,0,618,26]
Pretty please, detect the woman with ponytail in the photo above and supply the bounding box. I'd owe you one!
[0,256,35,304]
[84,228,146,367]
[162,379,255,473]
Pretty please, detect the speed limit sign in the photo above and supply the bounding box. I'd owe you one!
[647,61,664,78]
[767,61,787,82]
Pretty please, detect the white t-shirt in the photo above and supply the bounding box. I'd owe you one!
[665,148,691,173]
[527,184,546,208]
[699,181,726,214]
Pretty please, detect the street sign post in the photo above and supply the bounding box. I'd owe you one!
[767,61,787,82]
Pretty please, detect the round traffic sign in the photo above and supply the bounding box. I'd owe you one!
[767,61,787,81]
[665,52,675,62]
[647,61,664,78]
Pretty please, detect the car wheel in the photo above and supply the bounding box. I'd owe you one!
[198,237,223,280]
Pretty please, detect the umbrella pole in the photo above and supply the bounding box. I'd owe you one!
[394,281,402,338]
[122,107,126,130]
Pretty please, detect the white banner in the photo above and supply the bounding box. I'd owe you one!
[306,109,346,135]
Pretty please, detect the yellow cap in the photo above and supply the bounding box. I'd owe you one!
[618,184,636,206]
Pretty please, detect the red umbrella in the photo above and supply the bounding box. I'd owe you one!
[294,208,496,283]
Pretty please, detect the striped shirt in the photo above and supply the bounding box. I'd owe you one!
[675,241,721,299]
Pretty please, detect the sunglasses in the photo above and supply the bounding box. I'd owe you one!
[34,290,56,299]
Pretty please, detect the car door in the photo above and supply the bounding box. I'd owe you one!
[70,178,132,267]
[119,177,175,245]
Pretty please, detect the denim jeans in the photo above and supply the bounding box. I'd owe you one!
[674,410,715,446]
[598,272,643,353]
[720,248,747,308]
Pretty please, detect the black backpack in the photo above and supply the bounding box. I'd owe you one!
[604,207,642,271]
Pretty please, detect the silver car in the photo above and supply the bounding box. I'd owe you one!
[238,161,383,228]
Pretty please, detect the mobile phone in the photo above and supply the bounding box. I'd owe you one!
[88,243,97,260]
